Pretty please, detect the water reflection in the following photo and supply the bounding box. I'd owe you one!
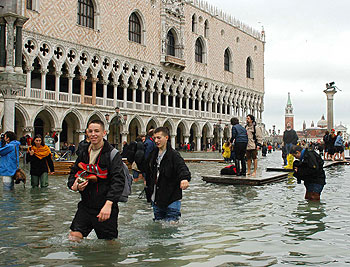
[287,201,326,241]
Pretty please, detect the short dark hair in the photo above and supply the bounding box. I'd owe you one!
[247,114,255,122]
[230,117,239,125]
[290,145,302,155]
[154,127,169,138]
[4,131,16,142]
[33,134,45,146]
[88,119,105,130]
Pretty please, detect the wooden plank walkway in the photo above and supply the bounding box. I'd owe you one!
[203,160,349,186]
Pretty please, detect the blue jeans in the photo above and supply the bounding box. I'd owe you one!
[305,183,324,194]
[2,176,14,190]
[152,200,181,222]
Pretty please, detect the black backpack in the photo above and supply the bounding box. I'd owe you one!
[110,148,133,202]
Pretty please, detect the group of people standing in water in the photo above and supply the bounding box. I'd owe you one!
[323,129,346,161]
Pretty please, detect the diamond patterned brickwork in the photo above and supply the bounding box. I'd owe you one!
[23,0,264,93]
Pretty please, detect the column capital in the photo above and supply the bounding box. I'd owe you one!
[0,87,18,99]
[54,71,62,77]
[80,75,87,81]
[91,77,99,83]
[25,66,34,72]
[40,69,48,75]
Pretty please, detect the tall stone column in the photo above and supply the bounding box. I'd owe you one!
[150,90,154,108]
[123,83,128,107]
[0,18,6,69]
[324,88,337,131]
[102,79,108,106]
[55,71,61,101]
[40,69,47,99]
[185,96,189,115]
[132,86,137,109]
[25,66,33,97]
[0,88,17,132]
[91,77,98,105]
[164,92,169,113]
[141,87,145,110]
[157,91,162,112]
[15,18,28,72]
[68,74,74,102]
[112,82,118,107]
[3,16,16,72]
[80,75,86,104]
[171,134,176,149]
[196,135,201,151]
[53,129,61,151]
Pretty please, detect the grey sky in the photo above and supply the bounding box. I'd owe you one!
[205,0,350,133]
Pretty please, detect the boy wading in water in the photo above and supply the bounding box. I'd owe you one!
[290,145,326,201]
[141,127,190,222]
[67,120,125,241]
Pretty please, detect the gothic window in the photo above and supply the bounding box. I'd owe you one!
[246,57,253,78]
[224,48,231,71]
[129,12,141,44]
[204,20,209,38]
[77,0,94,29]
[26,0,33,10]
[167,30,176,56]
[192,14,197,33]
[195,38,203,63]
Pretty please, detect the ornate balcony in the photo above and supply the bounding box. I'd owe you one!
[163,55,186,70]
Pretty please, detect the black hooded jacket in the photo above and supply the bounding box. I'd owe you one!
[293,149,326,185]
[67,140,125,211]
[142,142,191,209]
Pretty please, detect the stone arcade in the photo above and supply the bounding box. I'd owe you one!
[0,0,265,151]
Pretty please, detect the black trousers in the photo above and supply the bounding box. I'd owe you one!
[234,142,247,174]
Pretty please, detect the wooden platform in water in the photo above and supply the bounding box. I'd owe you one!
[184,158,225,163]
[52,161,75,175]
[202,172,289,186]
[266,160,348,172]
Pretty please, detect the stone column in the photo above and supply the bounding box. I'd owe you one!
[80,75,86,104]
[172,94,176,113]
[324,89,337,131]
[185,96,189,115]
[55,71,61,101]
[141,87,145,110]
[15,18,28,72]
[208,100,212,116]
[150,90,154,107]
[25,66,33,97]
[196,135,201,151]
[112,82,118,107]
[158,91,162,112]
[165,92,169,113]
[171,134,176,149]
[102,79,108,106]
[179,94,183,114]
[198,97,202,112]
[0,88,17,132]
[68,74,74,102]
[132,86,137,109]
[40,69,48,100]
[123,84,128,107]
[0,18,6,68]
[91,77,98,105]
[3,16,16,72]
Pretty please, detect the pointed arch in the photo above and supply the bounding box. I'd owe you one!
[176,119,190,136]
[15,103,30,127]
[224,47,233,72]
[31,105,59,129]
[61,108,84,130]
[246,56,254,78]
[127,114,146,134]
[163,118,176,136]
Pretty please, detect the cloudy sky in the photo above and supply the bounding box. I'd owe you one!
[206,0,350,133]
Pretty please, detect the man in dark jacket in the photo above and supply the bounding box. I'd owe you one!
[67,120,125,241]
[290,145,326,201]
[230,117,248,176]
[283,123,298,155]
[142,127,190,222]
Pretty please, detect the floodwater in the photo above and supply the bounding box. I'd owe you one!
[1,151,350,266]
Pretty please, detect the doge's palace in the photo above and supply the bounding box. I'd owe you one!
[0,0,265,151]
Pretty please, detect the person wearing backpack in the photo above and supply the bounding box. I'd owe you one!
[67,120,125,241]
[290,145,326,201]
[245,114,263,176]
